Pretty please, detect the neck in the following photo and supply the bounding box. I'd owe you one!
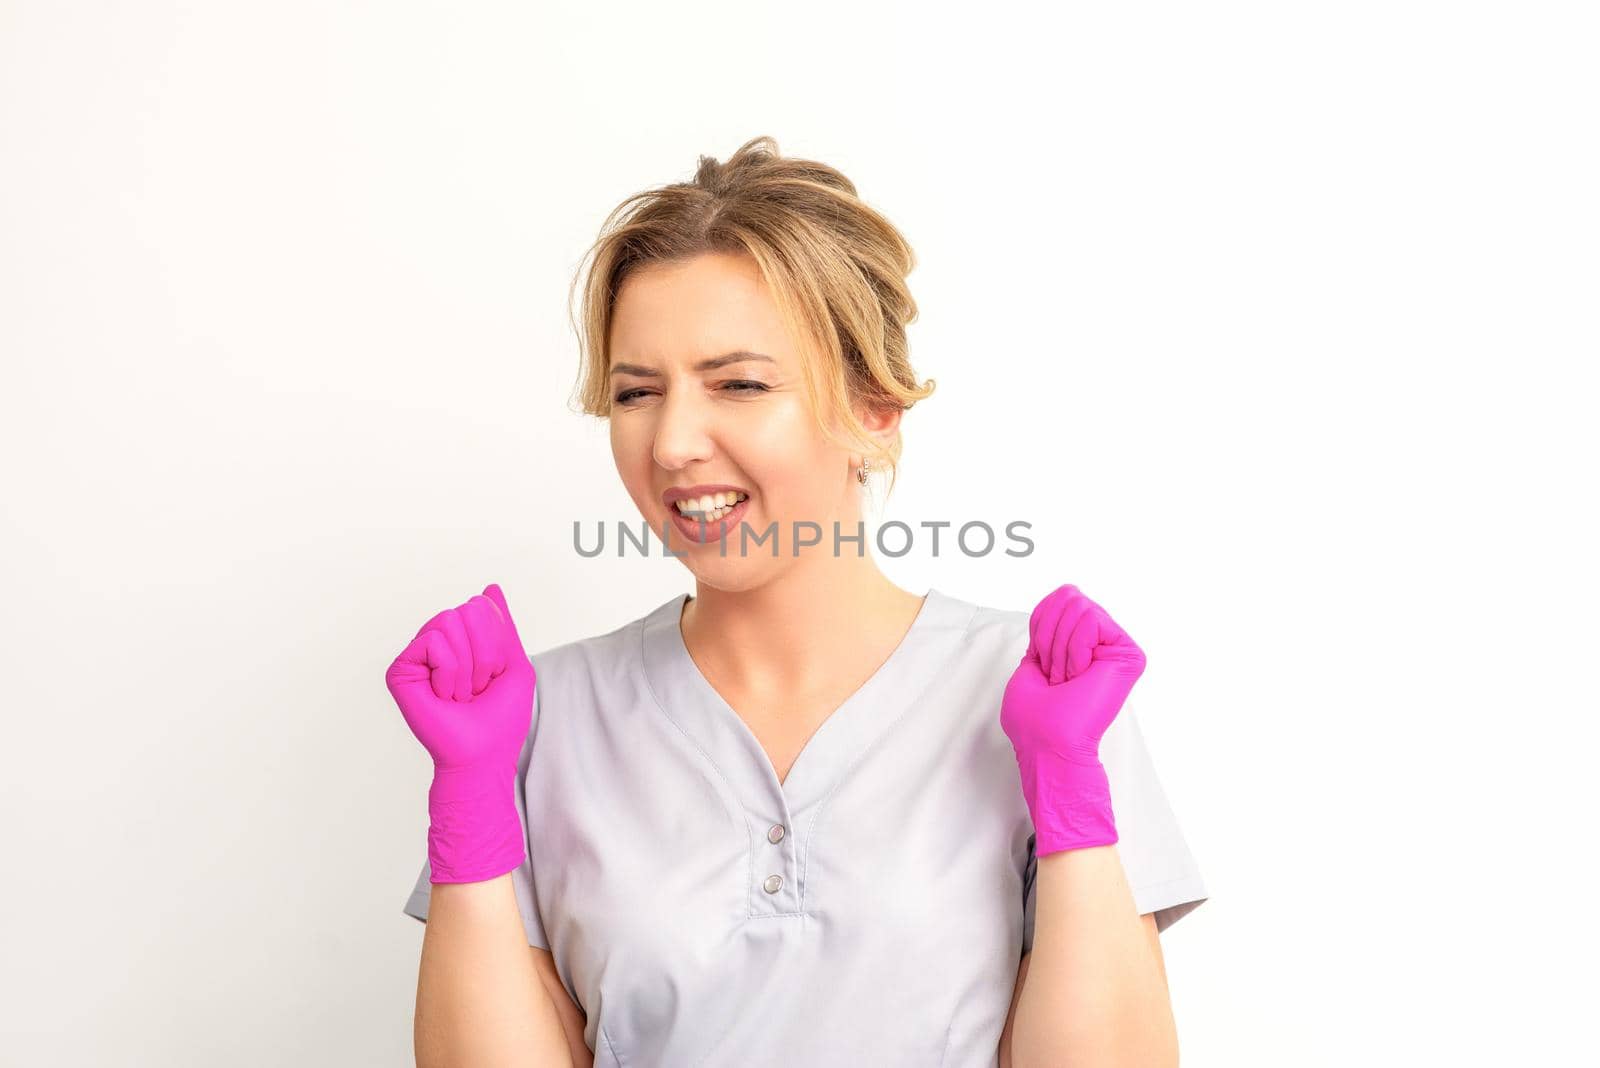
[681,552,923,697]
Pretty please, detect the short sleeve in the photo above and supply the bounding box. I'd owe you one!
[1021,703,1207,951]
[401,670,550,951]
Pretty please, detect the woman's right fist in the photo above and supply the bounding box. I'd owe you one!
[385,582,535,771]
[386,582,536,884]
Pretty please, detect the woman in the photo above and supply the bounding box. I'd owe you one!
[392,136,1207,1067]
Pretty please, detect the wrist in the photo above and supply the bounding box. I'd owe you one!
[426,761,526,884]
[1015,747,1118,856]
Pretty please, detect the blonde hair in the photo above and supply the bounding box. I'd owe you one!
[567,135,935,497]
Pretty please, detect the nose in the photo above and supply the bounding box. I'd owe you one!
[650,387,716,472]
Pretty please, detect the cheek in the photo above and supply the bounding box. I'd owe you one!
[743,395,826,454]
[610,412,653,455]
[609,421,655,488]
[736,404,840,498]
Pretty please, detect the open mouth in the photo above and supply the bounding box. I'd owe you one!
[671,490,749,523]
[669,491,751,543]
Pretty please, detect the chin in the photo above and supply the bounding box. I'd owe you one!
[678,556,780,595]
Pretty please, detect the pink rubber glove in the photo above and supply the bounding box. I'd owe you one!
[1000,584,1147,856]
[385,582,536,884]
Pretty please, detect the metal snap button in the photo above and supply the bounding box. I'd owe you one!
[767,824,786,844]
[763,874,783,894]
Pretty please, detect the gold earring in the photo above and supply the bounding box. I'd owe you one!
[857,458,870,485]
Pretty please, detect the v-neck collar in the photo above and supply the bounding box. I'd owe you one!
[638,587,978,818]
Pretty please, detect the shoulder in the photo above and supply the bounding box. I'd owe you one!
[935,589,1030,658]
[968,601,1030,647]
[917,591,1034,704]
[527,594,677,691]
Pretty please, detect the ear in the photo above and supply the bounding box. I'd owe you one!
[855,401,903,454]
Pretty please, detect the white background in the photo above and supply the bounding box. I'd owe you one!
[3,1,1596,1064]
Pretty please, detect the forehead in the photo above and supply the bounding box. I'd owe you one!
[608,252,797,369]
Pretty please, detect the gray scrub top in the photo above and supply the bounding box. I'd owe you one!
[403,587,1208,1067]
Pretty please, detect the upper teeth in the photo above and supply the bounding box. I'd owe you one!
[675,491,747,516]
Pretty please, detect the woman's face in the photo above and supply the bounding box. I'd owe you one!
[607,251,888,590]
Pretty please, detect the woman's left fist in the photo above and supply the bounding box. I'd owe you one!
[1000,584,1147,854]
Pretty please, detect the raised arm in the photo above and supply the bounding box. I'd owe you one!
[415,875,574,1067]
[389,583,576,1065]
[999,585,1179,1066]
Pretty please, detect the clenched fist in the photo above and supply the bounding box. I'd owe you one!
[386,582,535,884]
[1000,584,1147,856]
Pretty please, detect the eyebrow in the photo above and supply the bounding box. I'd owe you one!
[609,351,776,377]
